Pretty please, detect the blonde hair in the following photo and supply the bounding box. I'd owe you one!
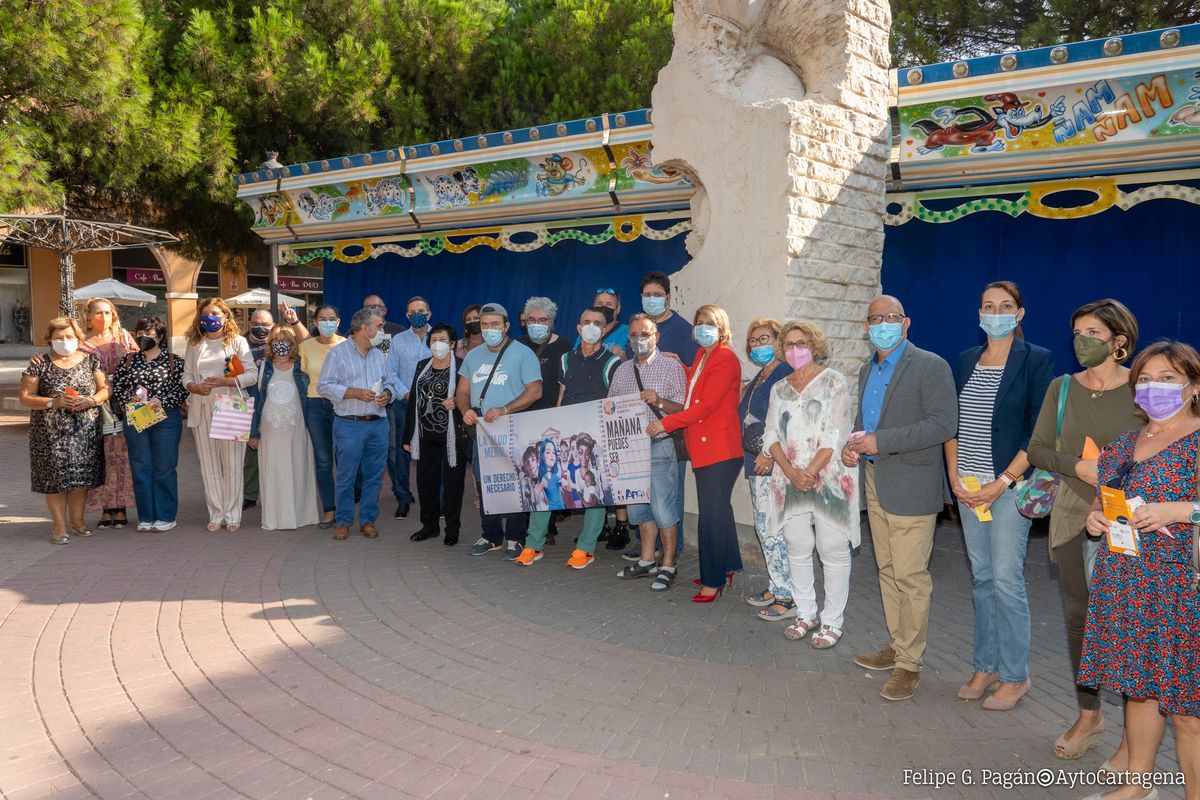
[188,297,240,347]
[776,320,829,362]
[45,316,85,345]
[744,317,781,359]
[693,304,732,345]
[265,325,297,357]
[84,298,123,338]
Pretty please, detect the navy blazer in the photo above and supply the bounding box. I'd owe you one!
[955,337,1055,479]
[250,359,310,439]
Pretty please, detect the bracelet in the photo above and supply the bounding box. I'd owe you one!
[999,471,1016,487]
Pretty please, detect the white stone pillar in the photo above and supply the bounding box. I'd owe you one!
[650,0,892,525]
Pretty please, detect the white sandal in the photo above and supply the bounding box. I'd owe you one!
[810,625,842,650]
[784,616,819,641]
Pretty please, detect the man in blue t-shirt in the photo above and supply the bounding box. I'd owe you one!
[456,302,543,558]
[638,271,695,362]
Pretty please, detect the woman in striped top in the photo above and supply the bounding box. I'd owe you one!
[944,281,1054,711]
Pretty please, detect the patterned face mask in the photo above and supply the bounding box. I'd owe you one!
[271,341,292,358]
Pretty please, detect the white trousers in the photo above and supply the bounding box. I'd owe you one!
[192,411,246,526]
[782,510,852,630]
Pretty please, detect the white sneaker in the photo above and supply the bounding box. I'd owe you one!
[136,521,154,532]
[153,521,176,532]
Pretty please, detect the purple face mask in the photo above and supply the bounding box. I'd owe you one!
[1134,381,1190,422]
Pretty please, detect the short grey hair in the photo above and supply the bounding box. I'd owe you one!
[627,312,657,330]
[349,307,383,334]
[524,296,557,324]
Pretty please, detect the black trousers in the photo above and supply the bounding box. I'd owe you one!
[416,435,468,536]
[694,457,744,589]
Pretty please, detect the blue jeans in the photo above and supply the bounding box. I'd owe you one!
[305,397,336,513]
[334,416,389,526]
[958,487,1032,683]
[386,400,413,506]
[123,407,182,523]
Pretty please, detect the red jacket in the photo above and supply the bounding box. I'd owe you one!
[661,343,742,468]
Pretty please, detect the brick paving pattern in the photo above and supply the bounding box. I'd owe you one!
[0,413,1184,799]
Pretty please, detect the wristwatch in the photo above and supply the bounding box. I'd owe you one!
[1190,503,1200,525]
[998,473,1015,488]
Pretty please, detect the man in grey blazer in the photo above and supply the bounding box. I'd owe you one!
[842,295,957,701]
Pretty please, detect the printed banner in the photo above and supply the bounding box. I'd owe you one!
[475,393,652,515]
[899,67,1197,163]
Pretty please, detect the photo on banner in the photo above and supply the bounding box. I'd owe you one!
[476,393,653,515]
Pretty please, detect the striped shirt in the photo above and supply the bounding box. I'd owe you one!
[609,349,686,440]
[317,338,398,418]
[957,364,1004,481]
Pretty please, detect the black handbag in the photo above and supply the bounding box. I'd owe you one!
[634,363,689,463]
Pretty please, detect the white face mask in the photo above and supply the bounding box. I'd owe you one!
[52,339,79,355]
[430,341,451,359]
[580,323,603,344]
[370,330,386,348]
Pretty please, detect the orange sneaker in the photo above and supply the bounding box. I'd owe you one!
[566,549,594,570]
[515,547,543,566]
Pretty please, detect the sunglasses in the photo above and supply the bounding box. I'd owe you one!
[595,287,617,295]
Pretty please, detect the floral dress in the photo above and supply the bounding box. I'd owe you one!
[760,368,860,546]
[80,332,137,511]
[1079,429,1200,717]
[24,354,105,494]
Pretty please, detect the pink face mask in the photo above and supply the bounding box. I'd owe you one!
[785,346,813,370]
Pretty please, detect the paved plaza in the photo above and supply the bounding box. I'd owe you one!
[0,411,1184,800]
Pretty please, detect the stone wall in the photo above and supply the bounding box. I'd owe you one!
[650,0,892,526]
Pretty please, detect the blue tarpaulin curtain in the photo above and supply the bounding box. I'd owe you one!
[882,198,1198,374]
[322,232,690,339]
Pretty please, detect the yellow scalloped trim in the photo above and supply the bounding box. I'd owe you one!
[1027,178,1118,220]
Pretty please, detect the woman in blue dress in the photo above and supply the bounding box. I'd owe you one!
[535,439,565,511]
[1081,341,1200,800]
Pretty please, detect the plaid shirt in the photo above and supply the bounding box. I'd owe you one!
[609,350,686,439]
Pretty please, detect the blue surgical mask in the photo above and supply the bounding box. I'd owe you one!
[868,322,904,351]
[979,313,1018,339]
[694,324,719,347]
[482,328,504,347]
[407,312,428,329]
[199,315,223,333]
[526,323,549,342]
[641,295,666,316]
[749,345,775,366]
[316,320,338,337]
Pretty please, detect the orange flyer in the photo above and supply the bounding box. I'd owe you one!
[1100,486,1131,522]
[1082,436,1100,459]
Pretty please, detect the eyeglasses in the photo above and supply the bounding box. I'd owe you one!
[867,313,905,325]
[366,304,386,311]
[641,291,667,298]
[747,334,774,346]
[629,333,655,341]
[782,340,810,350]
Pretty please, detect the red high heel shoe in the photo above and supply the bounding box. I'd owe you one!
[691,587,723,603]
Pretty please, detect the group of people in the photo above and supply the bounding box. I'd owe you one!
[18,275,1199,800]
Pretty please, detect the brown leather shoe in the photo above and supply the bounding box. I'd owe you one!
[852,645,896,671]
[361,523,379,538]
[333,525,350,540]
[880,667,920,701]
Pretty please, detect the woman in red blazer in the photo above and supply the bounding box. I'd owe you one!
[647,304,744,601]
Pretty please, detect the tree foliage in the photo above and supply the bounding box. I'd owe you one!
[892,0,1200,66]
[4,0,1200,256]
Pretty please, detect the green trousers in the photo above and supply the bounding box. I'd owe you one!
[526,507,605,552]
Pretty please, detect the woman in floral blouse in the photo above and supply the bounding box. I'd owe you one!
[761,320,859,649]
[109,316,188,532]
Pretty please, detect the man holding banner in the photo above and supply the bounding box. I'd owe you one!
[456,302,543,558]
[515,307,621,569]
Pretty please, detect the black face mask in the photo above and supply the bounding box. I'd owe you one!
[597,306,615,325]
[465,321,481,336]
[250,325,271,341]
[136,335,157,352]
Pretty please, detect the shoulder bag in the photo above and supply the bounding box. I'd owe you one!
[467,339,512,441]
[1015,375,1071,518]
[633,362,689,463]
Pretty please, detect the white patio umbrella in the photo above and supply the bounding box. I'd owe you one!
[223,287,305,308]
[73,277,157,307]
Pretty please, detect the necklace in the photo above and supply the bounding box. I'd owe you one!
[1082,372,1124,399]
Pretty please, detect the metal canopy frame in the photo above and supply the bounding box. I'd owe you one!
[0,206,179,315]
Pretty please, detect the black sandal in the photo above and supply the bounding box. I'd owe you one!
[650,567,677,592]
[111,510,128,529]
[97,511,114,530]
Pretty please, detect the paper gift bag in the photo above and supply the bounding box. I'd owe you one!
[210,392,254,441]
[125,399,167,433]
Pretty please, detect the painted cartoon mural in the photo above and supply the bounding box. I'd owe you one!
[250,140,688,229]
[900,67,1200,161]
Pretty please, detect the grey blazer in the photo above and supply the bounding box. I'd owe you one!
[854,342,958,516]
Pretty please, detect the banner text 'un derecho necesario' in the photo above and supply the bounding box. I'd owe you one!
[476,393,653,515]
